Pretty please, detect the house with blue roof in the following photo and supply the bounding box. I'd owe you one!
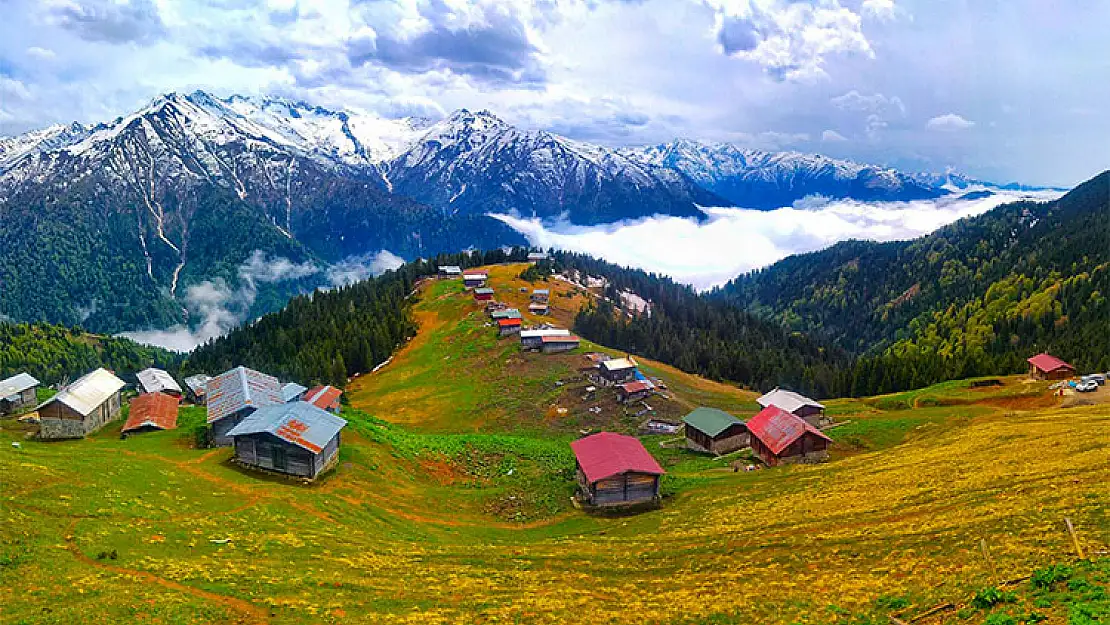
[226,401,347,479]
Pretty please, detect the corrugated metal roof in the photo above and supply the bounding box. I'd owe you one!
[683,407,743,437]
[490,309,522,319]
[571,432,665,483]
[600,358,637,372]
[226,401,347,454]
[206,366,283,424]
[183,374,211,394]
[520,329,571,339]
[619,381,652,395]
[1027,353,1074,372]
[756,388,825,413]
[122,392,180,432]
[41,368,125,417]
[281,382,308,403]
[746,405,830,456]
[0,372,39,399]
[528,302,549,310]
[527,252,548,260]
[498,318,522,326]
[541,335,580,343]
[532,289,550,295]
[463,271,488,278]
[136,368,182,395]
[304,385,342,411]
[439,265,462,273]
[474,287,495,295]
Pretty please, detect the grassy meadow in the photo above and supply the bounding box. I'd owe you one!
[1,264,1107,624]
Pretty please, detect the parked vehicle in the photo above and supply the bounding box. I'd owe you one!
[1075,380,1098,393]
[1086,373,1105,385]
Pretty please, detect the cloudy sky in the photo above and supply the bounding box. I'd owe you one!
[1,0,1107,187]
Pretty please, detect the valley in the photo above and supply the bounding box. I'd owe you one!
[2,263,1106,625]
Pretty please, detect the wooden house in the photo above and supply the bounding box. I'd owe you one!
[527,252,549,262]
[1027,353,1075,381]
[520,328,571,349]
[37,368,125,440]
[227,401,347,480]
[599,358,638,384]
[747,405,831,466]
[473,287,495,302]
[136,368,182,397]
[490,308,522,320]
[498,317,522,337]
[540,335,580,353]
[571,432,664,507]
[281,382,308,403]
[683,407,748,455]
[183,374,211,405]
[463,272,488,288]
[756,387,828,427]
[528,302,549,315]
[438,265,462,277]
[304,385,342,414]
[121,392,180,434]
[206,366,283,447]
[617,381,653,404]
[0,372,40,416]
[531,289,550,303]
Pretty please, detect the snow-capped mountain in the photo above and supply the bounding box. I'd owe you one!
[621,139,944,208]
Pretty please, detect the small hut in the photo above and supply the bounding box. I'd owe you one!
[540,335,580,353]
[37,368,126,440]
[438,265,462,277]
[473,287,495,302]
[683,407,748,455]
[463,272,488,288]
[0,372,40,416]
[183,374,212,405]
[520,328,571,350]
[490,308,522,320]
[1027,353,1075,381]
[281,382,308,403]
[498,317,522,337]
[527,252,549,262]
[227,402,347,480]
[756,388,828,427]
[747,405,831,466]
[121,392,180,434]
[571,432,664,507]
[617,381,653,404]
[304,385,342,414]
[599,358,638,384]
[206,366,283,447]
[531,289,550,303]
[136,368,182,397]
[528,302,549,315]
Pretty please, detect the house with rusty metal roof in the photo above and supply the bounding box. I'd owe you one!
[122,392,180,434]
[37,368,126,440]
[136,368,182,396]
[746,405,831,466]
[683,407,748,455]
[206,366,283,447]
[227,401,347,479]
[0,372,40,416]
[571,432,664,507]
[617,381,653,404]
[304,385,342,414]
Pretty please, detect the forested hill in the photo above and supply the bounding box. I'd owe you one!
[0,322,182,386]
[715,171,1110,377]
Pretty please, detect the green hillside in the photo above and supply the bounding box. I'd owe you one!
[2,266,1106,625]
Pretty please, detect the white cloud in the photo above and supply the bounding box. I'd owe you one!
[821,129,847,142]
[26,46,56,60]
[325,250,405,287]
[861,0,897,21]
[490,189,1062,290]
[926,113,975,131]
[830,89,904,115]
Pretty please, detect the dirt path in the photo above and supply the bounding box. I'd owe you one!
[63,519,270,624]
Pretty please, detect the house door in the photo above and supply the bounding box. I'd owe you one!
[272,445,288,471]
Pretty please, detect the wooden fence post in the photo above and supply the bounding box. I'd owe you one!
[1065,517,1085,559]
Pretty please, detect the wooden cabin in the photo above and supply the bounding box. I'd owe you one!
[37,368,125,440]
[281,382,308,403]
[520,328,571,350]
[135,368,182,397]
[227,402,347,480]
[540,335,580,353]
[571,432,664,507]
[531,289,550,303]
[490,308,522,320]
[473,287,495,302]
[121,392,180,434]
[746,405,831,466]
[206,366,283,447]
[0,372,40,416]
[498,318,522,337]
[463,272,488,288]
[304,385,342,414]
[617,381,653,404]
[599,358,638,384]
[756,387,828,427]
[438,265,462,277]
[183,374,212,405]
[527,252,549,262]
[1027,353,1075,381]
[683,407,748,455]
[528,302,549,315]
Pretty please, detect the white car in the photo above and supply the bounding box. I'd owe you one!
[1075,380,1098,393]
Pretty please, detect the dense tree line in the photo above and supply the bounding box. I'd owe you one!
[0,322,182,386]
[185,248,538,386]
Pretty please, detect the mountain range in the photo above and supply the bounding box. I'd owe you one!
[0,89,1037,334]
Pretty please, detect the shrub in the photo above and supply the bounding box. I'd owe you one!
[973,587,1016,609]
[1031,564,1073,589]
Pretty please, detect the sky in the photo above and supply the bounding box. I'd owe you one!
[0,0,1107,187]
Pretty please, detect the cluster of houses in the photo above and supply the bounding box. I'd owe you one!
[1,364,348,481]
[583,353,658,404]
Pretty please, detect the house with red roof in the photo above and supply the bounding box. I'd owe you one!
[746,405,831,466]
[304,385,342,414]
[617,380,653,404]
[121,392,180,435]
[497,317,522,337]
[1027,353,1075,381]
[570,432,664,507]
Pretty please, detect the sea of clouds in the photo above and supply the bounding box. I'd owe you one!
[490,189,1062,290]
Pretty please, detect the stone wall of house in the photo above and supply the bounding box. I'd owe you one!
[39,418,89,440]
